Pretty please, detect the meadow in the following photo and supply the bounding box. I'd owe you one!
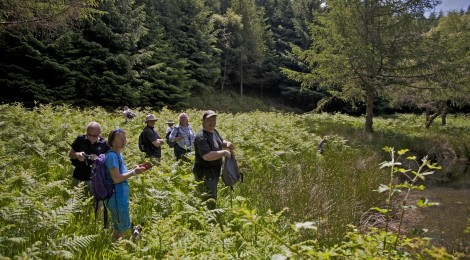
[0,103,468,259]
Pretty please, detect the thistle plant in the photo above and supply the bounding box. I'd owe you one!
[373,147,441,250]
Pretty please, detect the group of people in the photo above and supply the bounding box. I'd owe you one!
[140,112,197,163]
[68,110,234,240]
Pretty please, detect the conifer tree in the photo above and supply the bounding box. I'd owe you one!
[153,0,220,94]
[0,30,75,105]
[217,0,266,97]
[74,0,147,106]
[283,0,439,132]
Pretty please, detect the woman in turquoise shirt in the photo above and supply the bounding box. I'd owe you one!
[105,128,149,240]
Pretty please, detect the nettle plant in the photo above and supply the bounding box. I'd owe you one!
[373,147,441,250]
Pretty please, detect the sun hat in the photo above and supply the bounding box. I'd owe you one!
[202,110,217,120]
[166,120,175,125]
[145,114,158,122]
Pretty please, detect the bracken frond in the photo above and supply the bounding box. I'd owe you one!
[60,234,99,253]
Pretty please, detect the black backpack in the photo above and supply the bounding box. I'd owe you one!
[221,153,243,190]
[138,132,145,152]
[166,127,179,148]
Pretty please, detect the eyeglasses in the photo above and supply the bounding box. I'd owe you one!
[87,133,100,138]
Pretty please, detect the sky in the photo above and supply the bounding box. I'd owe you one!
[432,0,469,14]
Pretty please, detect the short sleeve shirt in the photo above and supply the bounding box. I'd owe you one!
[70,135,110,181]
[141,126,162,158]
[194,128,224,168]
[105,151,129,196]
[170,125,195,150]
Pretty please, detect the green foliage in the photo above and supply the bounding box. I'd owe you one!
[165,0,221,92]
[0,104,462,258]
[186,90,301,113]
[376,147,441,250]
[283,0,441,132]
[0,0,104,32]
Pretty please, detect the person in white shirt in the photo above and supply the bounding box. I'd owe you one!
[122,106,136,123]
[169,113,195,160]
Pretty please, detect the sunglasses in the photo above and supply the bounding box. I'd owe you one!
[87,133,100,138]
[113,128,125,134]
[109,128,126,144]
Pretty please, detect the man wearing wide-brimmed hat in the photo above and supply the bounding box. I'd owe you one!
[139,114,165,163]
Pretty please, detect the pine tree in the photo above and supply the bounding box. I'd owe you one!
[153,0,221,94]
[72,0,147,107]
[0,30,75,105]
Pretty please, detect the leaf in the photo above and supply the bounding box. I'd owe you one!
[412,185,425,190]
[379,161,401,169]
[427,164,442,170]
[397,168,410,173]
[295,221,317,230]
[420,171,434,176]
[416,198,428,207]
[370,207,389,214]
[374,184,390,193]
[397,149,409,155]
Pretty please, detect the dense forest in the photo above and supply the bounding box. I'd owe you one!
[1,0,469,130]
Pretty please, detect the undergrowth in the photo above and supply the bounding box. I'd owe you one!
[0,103,466,258]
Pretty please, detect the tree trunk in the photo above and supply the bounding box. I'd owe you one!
[220,28,229,94]
[425,108,431,123]
[220,55,228,94]
[425,102,446,129]
[425,113,440,129]
[441,113,447,126]
[441,102,448,126]
[240,57,243,97]
[364,88,374,133]
[425,108,441,129]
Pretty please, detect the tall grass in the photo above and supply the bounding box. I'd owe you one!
[0,103,463,258]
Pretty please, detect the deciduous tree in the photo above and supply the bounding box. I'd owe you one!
[389,12,470,129]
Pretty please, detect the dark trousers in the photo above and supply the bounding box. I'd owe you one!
[193,164,221,209]
[174,143,191,160]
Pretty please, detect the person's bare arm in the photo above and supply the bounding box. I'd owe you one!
[109,165,146,183]
[202,150,231,161]
[69,148,86,161]
[152,139,165,147]
[222,141,234,150]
